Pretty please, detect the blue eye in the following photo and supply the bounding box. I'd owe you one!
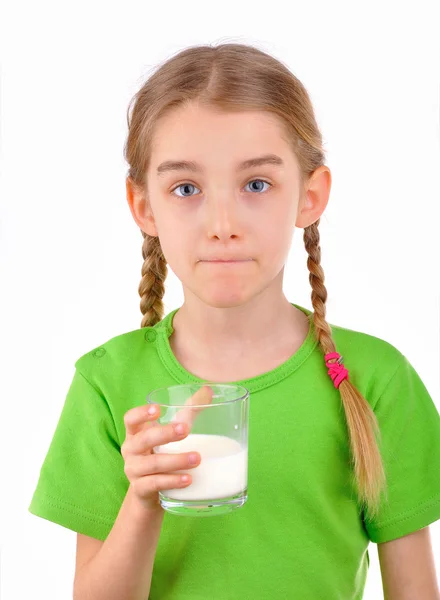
[171,179,272,198]
[171,183,200,197]
[245,179,271,194]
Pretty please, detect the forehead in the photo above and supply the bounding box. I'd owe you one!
[150,103,292,162]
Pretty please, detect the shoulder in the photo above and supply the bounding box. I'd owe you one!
[329,318,404,365]
[298,303,404,371]
[324,316,409,408]
[73,320,168,380]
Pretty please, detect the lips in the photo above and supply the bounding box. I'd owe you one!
[200,260,253,265]
[200,258,253,262]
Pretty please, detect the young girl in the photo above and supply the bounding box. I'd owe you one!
[29,43,440,600]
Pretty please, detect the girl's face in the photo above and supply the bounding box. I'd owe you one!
[134,103,328,308]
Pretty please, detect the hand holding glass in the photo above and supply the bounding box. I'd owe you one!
[147,383,250,516]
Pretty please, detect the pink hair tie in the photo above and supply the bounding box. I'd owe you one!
[325,352,349,389]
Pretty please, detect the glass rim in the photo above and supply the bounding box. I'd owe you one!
[146,383,250,408]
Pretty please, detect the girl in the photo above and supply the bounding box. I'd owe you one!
[29,43,440,599]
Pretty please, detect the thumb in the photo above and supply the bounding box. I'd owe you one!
[171,385,214,427]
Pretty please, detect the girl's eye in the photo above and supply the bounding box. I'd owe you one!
[170,179,272,198]
[171,183,200,198]
[245,179,272,194]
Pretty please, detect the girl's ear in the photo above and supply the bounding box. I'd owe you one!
[295,166,331,229]
[125,177,158,237]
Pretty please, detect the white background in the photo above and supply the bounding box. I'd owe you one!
[1,0,440,598]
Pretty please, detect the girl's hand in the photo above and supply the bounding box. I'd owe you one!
[121,386,213,511]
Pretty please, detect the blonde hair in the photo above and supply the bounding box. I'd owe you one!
[123,43,386,520]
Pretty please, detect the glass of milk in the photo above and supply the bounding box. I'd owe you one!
[147,383,250,517]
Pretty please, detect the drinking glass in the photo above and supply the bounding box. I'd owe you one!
[147,383,250,516]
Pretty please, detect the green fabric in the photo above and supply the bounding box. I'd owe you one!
[29,303,440,599]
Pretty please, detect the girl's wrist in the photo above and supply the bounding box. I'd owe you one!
[127,484,164,521]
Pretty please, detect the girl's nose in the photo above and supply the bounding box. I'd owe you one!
[205,193,241,240]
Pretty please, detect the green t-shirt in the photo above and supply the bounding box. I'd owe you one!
[28,303,440,599]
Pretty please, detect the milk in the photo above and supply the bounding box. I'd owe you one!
[155,433,248,500]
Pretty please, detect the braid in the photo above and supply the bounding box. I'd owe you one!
[138,230,168,328]
[304,219,387,520]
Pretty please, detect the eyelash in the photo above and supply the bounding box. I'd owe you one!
[170,178,273,198]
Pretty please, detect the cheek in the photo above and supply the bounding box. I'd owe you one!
[157,231,185,265]
[257,214,294,259]
[154,220,194,272]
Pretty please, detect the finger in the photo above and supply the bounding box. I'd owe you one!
[134,472,193,496]
[170,385,214,427]
[124,403,160,436]
[125,450,201,478]
[130,420,190,455]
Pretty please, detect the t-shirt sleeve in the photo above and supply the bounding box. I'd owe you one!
[363,353,440,543]
[28,367,129,541]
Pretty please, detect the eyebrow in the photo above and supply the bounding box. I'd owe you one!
[156,153,284,176]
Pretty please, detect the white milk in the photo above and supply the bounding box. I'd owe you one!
[155,433,248,500]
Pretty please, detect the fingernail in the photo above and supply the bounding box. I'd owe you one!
[147,405,156,416]
[189,453,199,464]
[175,423,185,435]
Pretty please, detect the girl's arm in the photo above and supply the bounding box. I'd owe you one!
[378,526,440,599]
[73,400,200,599]
[73,484,164,600]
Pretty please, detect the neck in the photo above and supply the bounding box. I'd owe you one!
[169,293,309,362]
